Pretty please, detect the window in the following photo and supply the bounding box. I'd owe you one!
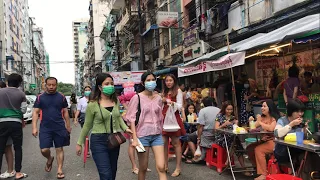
[11,37,14,51]
[9,16,12,30]
[17,26,19,38]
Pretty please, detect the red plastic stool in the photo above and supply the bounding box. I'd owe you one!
[266,174,302,180]
[205,144,234,173]
[267,155,289,174]
[168,139,175,158]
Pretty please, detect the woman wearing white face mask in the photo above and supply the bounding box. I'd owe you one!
[126,71,167,180]
[74,86,92,128]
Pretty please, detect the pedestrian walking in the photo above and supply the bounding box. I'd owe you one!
[162,74,186,177]
[0,73,28,179]
[76,73,132,180]
[126,71,167,180]
[74,86,92,158]
[31,77,71,179]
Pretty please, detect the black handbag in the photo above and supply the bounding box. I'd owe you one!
[98,104,126,149]
[135,94,141,126]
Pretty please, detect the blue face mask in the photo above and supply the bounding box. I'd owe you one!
[145,81,157,91]
[84,91,91,97]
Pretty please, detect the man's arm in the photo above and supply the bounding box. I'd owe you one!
[63,108,71,132]
[32,108,40,137]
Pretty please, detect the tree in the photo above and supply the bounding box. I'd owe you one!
[57,82,74,96]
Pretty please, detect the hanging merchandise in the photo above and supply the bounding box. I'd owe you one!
[201,14,206,31]
[163,105,181,132]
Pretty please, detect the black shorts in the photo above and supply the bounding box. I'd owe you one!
[39,129,70,149]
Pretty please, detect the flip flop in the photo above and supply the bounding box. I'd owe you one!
[57,172,65,179]
[45,156,54,172]
[15,173,28,179]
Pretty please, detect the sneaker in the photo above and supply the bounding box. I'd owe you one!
[0,170,16,179]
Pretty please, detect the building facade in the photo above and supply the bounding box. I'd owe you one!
[0,0,47,94]
[72,18,88,96]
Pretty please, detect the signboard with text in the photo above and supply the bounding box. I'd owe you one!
[183,40,209,62]
[178,52,245,77]
[109,71,144,85]
[156,11,179,28]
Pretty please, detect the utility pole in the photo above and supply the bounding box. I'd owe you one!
[138,0,145,70]
[115,30,121,71]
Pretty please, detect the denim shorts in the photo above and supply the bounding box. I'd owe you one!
[139,134,164,147]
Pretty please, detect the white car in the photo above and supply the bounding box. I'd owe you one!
[23,96,34,122]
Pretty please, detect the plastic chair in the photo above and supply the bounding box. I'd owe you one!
[267,154,289,175]
[205,144,234,173]
[266,174,302,180]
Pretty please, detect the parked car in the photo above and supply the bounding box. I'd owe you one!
[23,97,34,122]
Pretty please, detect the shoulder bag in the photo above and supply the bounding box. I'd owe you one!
[135,94,141,126]
[98,103,126,149]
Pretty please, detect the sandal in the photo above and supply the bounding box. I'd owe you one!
[0,170,16,179]
[171,169,181,177]
[15,173,28,180]
[132,168,139,175]
[182,154,187,161]
[45,156,54,172]
[57,172,65,179]
[243,171,253,177]
[185,158,202,164]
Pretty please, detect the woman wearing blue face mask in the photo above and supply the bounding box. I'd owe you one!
[76,73,132,180]
[74,86,92,128]
[126,71,167,180]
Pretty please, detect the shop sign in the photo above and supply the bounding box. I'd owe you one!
[109,71,144,85]
[184,24,198,47]
[156,11,179,28]
[183,40,208,62]
[178,52,245,77]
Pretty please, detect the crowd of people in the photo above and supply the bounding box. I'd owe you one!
[0,69,319,180]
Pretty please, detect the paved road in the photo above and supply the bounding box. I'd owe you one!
[2,122,250,180]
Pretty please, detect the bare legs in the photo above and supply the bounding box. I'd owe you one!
[128,143,138,172]
[137,146,167,180]
[163,136,182,176]
[55,148,64,175]
[5,145,14,173]
[41,147,64,177]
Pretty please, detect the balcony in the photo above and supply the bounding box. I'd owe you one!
[110,0,125,15]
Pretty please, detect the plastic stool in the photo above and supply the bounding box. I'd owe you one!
[267,155,289,175]
[168,139,175,158]
[266,174,302,180]
[205,144,234,173]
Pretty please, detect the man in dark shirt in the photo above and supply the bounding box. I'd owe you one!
[32,77,71,179]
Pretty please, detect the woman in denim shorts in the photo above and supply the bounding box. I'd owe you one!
[126,72,167,180]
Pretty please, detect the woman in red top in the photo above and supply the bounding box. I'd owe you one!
[162,74,186,177]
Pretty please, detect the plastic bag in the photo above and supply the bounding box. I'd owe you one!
[194,145,201,158]
[163,105,180,132]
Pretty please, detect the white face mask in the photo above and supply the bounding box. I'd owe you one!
[244,84,250,89]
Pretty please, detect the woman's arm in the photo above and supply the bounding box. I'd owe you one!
[283,90,288,105]
[181,108,186,122]
[173,89,183,112]
[260,120,276,132]
[293,86,298,99]
[77,104,94,145]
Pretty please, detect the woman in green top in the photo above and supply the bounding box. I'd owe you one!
[76,73,132,180]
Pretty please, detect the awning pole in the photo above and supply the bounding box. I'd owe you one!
[226,34,238,118]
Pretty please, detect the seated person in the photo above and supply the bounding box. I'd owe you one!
[274,98,320,179]
[246,100,280,180]
[215,102,251,176]
[185,97,220,164]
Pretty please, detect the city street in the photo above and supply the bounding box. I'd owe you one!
[1,122,250,180]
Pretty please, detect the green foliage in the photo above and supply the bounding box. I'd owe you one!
[57,82,74,96]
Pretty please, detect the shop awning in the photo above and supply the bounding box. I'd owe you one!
[142,24,158,36]
[292,31,320,44]
[183,13,320,66]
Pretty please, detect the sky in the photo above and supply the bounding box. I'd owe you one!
[28,0,89,84]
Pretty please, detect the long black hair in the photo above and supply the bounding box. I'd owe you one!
[92,73,118,103]
[138,71,156,93]
[185,103,197,118]
[163,74,179,97]
[262,99,280,120]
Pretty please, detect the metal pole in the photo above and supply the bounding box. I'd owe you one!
[138,0,145,70]
[116,31,121,71]
[226,34,238,117]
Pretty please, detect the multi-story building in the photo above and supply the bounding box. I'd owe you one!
[84,0,109,86]
[73,18,88,96]
[32,25,46,92]
[0,0,46,94]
